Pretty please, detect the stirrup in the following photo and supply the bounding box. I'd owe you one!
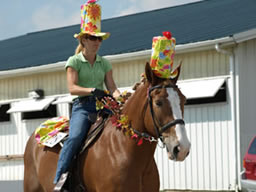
[53,172,69,192]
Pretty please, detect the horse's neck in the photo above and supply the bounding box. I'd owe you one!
[122,83,148,131]
[120,83,157,158]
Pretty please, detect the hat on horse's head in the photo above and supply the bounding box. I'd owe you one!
[150,31,179,79]
[74,0,110,40]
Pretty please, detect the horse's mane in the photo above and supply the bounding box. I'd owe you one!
[116,75,147,109]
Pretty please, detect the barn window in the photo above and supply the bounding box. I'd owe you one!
[7,97,57,120]
[178,77,227,105]
[0,104,11,122]
[22,104,57,120]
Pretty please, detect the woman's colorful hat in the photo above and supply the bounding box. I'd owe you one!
[150,31,178,79]
[74,0,110,40]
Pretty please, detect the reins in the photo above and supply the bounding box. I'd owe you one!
[96,94,158,145]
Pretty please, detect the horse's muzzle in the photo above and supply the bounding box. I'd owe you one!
[166,141,190,161]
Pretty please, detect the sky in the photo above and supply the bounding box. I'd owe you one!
[0,0,201,41]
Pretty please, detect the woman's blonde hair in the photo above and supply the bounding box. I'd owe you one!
[75,44,83,54]
[75,35,86,54]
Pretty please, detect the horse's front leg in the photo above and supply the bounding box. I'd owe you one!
[142,159,160,192]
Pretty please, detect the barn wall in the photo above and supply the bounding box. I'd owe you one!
[235,38,256,169]
[0,49,229,101]
[112,49,230,87]
[0,71,67,101]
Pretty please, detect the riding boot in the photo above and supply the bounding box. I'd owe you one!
[53,172,69,192]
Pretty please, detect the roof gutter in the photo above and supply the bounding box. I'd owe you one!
[0,37,234,79]
[1,28,256,79]
[0,61,67,80]
[105,36,235,63]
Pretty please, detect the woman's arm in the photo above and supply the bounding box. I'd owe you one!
[67,67,94,96]
[104,70,121,98]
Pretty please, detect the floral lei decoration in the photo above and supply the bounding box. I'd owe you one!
[96,91,157,145]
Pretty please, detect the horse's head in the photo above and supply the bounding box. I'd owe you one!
[145,62,190,161]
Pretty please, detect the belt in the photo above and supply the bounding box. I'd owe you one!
[77,96,96,103]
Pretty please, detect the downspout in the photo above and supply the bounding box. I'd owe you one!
[215,43,240,192]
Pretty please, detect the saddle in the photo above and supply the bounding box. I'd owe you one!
[81,112,108,153]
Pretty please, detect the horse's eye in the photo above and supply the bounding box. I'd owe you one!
[155,100,162,107]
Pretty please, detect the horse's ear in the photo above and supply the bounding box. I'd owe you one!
[145,62,153,84]
[171,61,182,85]
[145,62,169,85]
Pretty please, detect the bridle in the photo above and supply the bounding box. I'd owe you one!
[148,84,185,142]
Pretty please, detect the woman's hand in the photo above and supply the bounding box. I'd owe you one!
[112,89,121,99]
[91,88,108,98]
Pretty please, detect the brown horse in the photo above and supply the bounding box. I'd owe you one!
[24,62,190,192]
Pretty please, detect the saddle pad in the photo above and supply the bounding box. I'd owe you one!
[35,116,69,146]
[42,132,68,148]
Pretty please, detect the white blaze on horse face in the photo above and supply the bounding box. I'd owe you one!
[167,88,191,160]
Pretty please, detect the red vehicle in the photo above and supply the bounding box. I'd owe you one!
[243,135,256,180]
[241,135,256,192]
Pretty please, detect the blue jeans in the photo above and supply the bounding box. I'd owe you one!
[54,97,97,184]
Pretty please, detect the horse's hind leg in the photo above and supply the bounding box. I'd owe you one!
[24,165,44,192]
[142,159,160,192]
[23,134,44,192]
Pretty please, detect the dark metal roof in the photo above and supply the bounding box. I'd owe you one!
[1,0,256,71]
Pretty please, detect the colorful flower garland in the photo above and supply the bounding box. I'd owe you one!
[96,92,157,145]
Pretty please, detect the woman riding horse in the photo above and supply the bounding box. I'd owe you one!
[24,60,190,192]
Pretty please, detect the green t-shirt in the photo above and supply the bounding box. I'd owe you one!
[65,52,112,91]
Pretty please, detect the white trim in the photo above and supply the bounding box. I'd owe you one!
[52,94,77,104]
[0,100,12,105]
[118,86,135,93]
[0,61,66,80]
[0,37,235,79]
[0,99,20,107]
[233,28,256,43]
[1,27,256,79]
[94,37,236,61]
[7,97,56,113]
[52,88,135,104]
[215,43,240,190]
[178,77,226,99]
[118,76,228,100]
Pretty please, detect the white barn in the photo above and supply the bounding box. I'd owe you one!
[0,0,256,191]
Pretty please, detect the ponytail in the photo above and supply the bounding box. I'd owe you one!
[75,44,83,54]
